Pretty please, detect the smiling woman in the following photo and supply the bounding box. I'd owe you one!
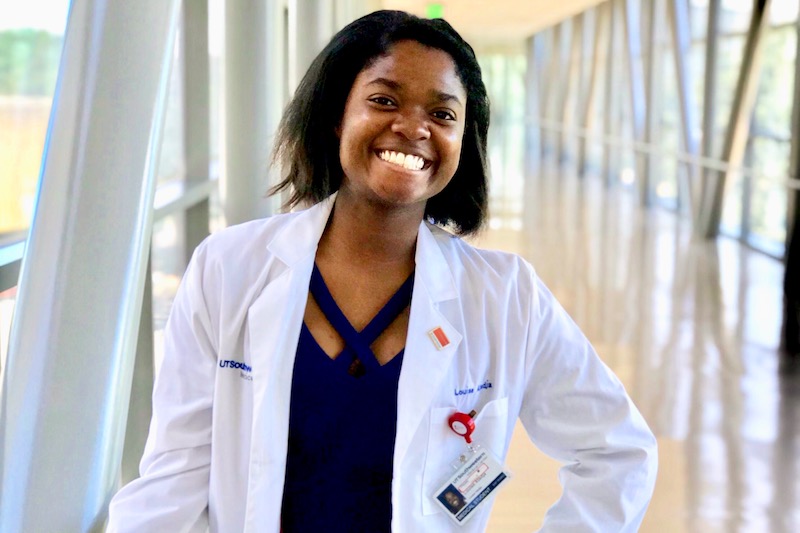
[337,40,466,213]
[107,10,657,533]
[271,10,490,235]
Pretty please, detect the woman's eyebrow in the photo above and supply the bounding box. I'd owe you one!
[431,90,462,105]
[366,77,463,106]
[366,77,402,91]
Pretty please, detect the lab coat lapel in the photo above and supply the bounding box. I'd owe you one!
[243,197,334,530]
[394,224,462,467]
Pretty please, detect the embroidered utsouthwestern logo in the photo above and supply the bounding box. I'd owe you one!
[219,359,252,381]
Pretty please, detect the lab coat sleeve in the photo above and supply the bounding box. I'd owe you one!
[107,241,218,533]
[518,267,658,532]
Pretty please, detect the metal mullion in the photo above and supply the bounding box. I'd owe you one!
[603,0,621,186]
[574,9,591,174]
[698,0,772,238]
[579,4,608,176]
[622,0,648,205]
[668,0,702,218]
[741,134,755,239]
[534,28,549,121]
[699,0,721,234]
[525,34,544,174]
[560,14,583,164]
[542,25,563,160]
[643,0,664,205]
[183,0,211,263]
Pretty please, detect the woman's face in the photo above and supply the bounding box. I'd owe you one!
[337,40,467,211]
[445,491,461,506]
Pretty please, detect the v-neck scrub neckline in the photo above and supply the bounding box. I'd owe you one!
[280,265,414,532]
[307,263,414,373]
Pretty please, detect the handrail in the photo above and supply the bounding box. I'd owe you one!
[0,175,217,293]
[0,239,24,293]
[533,117,800,191]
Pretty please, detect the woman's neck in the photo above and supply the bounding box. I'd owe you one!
[316,191,423,270]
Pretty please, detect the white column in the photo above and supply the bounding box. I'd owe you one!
[288,0,336,93]
[334,0,377,33]
[0,0,181,530]
[223,0,279,225]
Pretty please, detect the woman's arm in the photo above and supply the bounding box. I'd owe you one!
[107,242,218,533]
[519,269,658,532]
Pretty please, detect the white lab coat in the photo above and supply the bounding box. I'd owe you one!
[108,195,657,533]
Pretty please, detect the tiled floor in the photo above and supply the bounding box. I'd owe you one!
[480,167,798,532]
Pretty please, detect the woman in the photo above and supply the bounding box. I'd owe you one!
[108,10,657,532]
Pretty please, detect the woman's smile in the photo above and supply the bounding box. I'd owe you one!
[375,149,430,171]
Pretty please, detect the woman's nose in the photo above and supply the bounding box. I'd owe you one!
[391,111,431,140]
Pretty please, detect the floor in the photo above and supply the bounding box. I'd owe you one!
[480,165,799,532]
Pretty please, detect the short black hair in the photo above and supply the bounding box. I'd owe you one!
[271,10,490,235]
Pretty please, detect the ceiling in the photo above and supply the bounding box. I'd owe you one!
[380,0,606,47]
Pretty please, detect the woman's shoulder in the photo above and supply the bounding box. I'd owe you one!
[187,211,308,291]
[201,211,302,256]
[426,223,538,293]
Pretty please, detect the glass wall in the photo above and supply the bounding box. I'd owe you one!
[0,0,70,380]
[538,0,799,258]
[479,51,527,231]
[0,0,69,234]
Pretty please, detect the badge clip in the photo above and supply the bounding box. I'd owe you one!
[448,409,477,444]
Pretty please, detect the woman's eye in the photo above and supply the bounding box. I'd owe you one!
[369,96,395,106]
[432,110,456,121]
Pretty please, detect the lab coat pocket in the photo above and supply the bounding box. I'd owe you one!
[421,396,509,516]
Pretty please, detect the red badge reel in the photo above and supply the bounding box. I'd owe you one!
[448,410,477,443]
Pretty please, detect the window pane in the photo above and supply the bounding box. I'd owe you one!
[747,25,795,255]
[0,287,16,394]
[481,52,527,230]
[0,1,70,234]
[771,0,799,25]
[749,138,789,255]
[719,1,752,34]
[720,170,744,238]
[657,45,681,209]
[151,213,187,370]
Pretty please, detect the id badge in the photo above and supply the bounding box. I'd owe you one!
[432,410,512,525]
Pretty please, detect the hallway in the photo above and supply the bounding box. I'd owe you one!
[480,165,797,532]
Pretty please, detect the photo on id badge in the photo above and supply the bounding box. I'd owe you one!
[437,484,467,514]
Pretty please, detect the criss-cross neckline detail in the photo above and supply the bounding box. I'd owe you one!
[306,264,414,375]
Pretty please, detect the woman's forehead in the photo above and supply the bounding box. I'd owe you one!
[354,41,466,100]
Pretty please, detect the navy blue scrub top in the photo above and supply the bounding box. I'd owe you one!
[281,265,414,532]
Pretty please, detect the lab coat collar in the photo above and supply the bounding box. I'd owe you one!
[265,193,460,306]
[265,194,336,268]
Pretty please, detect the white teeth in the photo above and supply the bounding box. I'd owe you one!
[378,150,425,171]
